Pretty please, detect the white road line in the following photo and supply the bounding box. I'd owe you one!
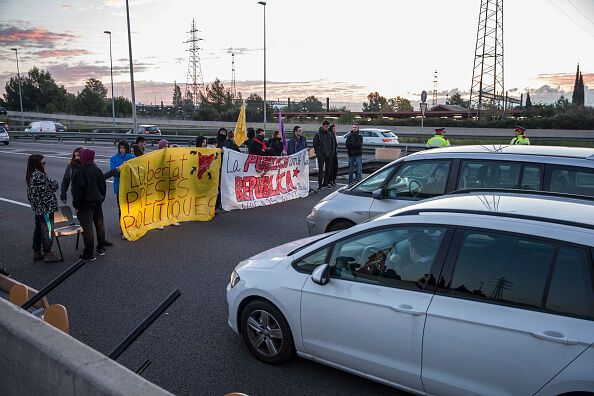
[0,197,31,208]
[0,150,109,163]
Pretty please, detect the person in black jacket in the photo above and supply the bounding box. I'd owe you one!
[313,120,336,190]
[267,130,284,156]
[223,131,240,152]
[72,148,111,261]
[244,127,256,153]
[249,128,271,156]
[346,123,363,185]
[60,147,83,205]
[328,124,339,186]
[216,127,228,148]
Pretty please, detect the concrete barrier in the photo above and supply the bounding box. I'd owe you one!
[0,298,172,396]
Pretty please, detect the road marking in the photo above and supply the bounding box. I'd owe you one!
[0,150,108,163]
[0,197,31,208]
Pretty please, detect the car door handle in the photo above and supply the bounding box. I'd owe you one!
[530,330,578,345]
[390,304,425,316]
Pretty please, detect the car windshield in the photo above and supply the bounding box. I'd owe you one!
[287,232,337,256]
[147,126,159,131]
[382,132,396,137]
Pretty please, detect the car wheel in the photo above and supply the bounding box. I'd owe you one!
[3,141,8,145]
[327,219,355,232]
[240,300,294,365]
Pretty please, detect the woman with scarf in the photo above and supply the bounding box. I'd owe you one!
[26,154,61,262]
[216,127,228,148]
[60,147,83,205]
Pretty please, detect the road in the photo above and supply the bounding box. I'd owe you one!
[0,140,403,395]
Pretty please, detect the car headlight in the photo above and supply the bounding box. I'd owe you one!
[230,270,241,288]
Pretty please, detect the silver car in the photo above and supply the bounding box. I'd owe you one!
[306,145,594,235]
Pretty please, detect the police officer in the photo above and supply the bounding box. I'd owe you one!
[510,126,530,145]
[426,128,451,148]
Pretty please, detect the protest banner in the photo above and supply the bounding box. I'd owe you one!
[119,147,221,241]
[220,149,310,211]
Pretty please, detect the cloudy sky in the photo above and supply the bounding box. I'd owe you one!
[0,0,593,109]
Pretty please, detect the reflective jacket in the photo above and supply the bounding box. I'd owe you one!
[510,135,530,145]
[426,135,450,148]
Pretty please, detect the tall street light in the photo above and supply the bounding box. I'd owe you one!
[10,48,24,126]
[125,0,138,133]
[104,31,116,129]
[258,1,267,131]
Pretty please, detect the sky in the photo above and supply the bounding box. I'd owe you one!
[0,0,593,109]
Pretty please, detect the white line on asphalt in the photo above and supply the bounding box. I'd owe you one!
[0,150,108,163]
[0,197,30,208]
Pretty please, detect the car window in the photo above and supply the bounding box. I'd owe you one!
[381,132,396,137]
[293,247,331,273]
[549,167,594,198]
[148,126,159,132]
[385,160,451,200]
[138,127,144,133]
[350,166,394,194]
[520,164,542,190]
[328,226,446,290]
[545,246,594,319]
[448,230,555,309]
[458,161,522,190]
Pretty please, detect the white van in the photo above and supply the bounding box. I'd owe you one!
[25,121,57,133]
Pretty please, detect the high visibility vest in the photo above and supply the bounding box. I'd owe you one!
[510,135,530,145]
[426,135,450,148]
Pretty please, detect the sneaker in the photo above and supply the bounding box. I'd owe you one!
[43,252,61,263]
[96,248,106,256]
[317,186,323,191]
[80,254,97,262]
[33,251,45,261]
[158,226,165,230]
[102,241,114,247]
[173,222,181,226]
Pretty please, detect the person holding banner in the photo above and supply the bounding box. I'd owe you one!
[109,140,135,225]
[216,128,228,148]
[287,126,307,155]
[268,131,284,156]
[224,131,240,152]
[244,127,256,153]
[313,120,336,190]
[249,128,271,156]
[196,136,207,147]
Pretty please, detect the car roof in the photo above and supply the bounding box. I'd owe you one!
[139,124,158,127]
[359,128,391,133]
[411,144,594,160]
[382,191,594,231]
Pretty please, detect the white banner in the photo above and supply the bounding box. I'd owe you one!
[221,149,310,211]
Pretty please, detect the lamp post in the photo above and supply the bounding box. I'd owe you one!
[104,31,116,128]
[10,48,24,126]
[258,1,267,131]
[125,0,138,133]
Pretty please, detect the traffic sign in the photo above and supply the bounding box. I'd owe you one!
[420,102,427,116]
[421,90,427,103]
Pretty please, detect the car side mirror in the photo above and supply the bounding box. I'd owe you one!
[372,188,384,200]
[312,264,330,286]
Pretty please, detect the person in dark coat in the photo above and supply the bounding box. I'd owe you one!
[135,136,147,155]
[60,146,83,205]
[131,143,143,157]
[249,128,271,156]
[223,131,240,152]
[267,130,284,156]
[244,127,256,153]
[287,126,307,155]
[72,149,111,261]
[216,127,228,148]
[109,140,135,226]
[346,123,364,185]
[313,120,336,190]
[328,124,339,186]
[26,154,61,262]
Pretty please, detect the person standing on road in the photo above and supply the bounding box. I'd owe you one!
[135,136,147,155]
[249,128,271,156]
[244,127,256,153]
[196,136,207,148]
[109,140,135,226]
[60,147,83,205]
[216,128,228,148]
[287,126,307,155]
[267,130,284,156]
[346,123,363,185]
[71,149,112,261]
[223,131,240,152]
[328,124,339,186]
[510,126,530,145]
[130,143,143,157]
[426,128,451,148]
[313,120,336,190]
[26,154,61,263]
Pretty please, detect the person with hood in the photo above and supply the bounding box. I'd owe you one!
[26,154,61,262]
[196,136,207,148]
[223,131,240,152]
[244,127,256,153]
[267,130,284,156]
[249,128,271,156]
[313,120,336,190]
[109,140,135,222]
[287,126,307,155]
[216,127,228,148]
[158,139,170,149]
[72,149,111,261]
[60,147,83,205]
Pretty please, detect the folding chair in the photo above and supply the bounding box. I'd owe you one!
[53,205,83,262]
[44,304,69,334]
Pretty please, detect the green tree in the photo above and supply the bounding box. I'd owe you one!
[172,83,183,108]
[392,96,413,111]
[299,95,324,112]
[3,67,69,112]
[572,64,585,107]
[446,92,469,108]
[77,78,108,116]
[555,95,570,110]
[363,92,388,112]
[198,78,234,113]
[246,93,263,121]
[525,92,532,109]
[114,96,132,117]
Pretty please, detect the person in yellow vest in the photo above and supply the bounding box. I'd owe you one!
[510,126,530,145]
[426,128,451,148]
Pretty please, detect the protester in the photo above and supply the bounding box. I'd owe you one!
[328,124,339,186]
[244,127,256,153]
[159,139,170,149]
[249,128,270,156]
[287,126,307,155]
[313,120,336,190]
[131,143,143,157]
[216,127,228,148]
[267,130,284,156]
[60,147,83,205]
[196,136,207,147]
[26,154,60,262]
[135,136,147,155]
[206,138,218,148]
[223,131,240,152]
[109,140,135,232]
[72,149,111,261]
[346,123,363,185]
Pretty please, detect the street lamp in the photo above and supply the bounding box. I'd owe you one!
[258,1,267,131]
[104,31,116,128]
[10,48,24,126]
[125,0,138,133]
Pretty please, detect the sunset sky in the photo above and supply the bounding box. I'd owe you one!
[0,0,593,109]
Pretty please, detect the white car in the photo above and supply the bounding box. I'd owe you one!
[336,128,399,146]
[227,191,594,395]
[0,127,9,145]
[307,144,594,235]
[25,121,57,133]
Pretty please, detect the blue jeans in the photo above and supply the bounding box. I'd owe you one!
[348,155,362,184]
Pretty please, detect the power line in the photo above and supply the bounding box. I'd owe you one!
[566,0,594,25]
[549,0,594,38]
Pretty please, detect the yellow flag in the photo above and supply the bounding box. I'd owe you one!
[233,104,247,147]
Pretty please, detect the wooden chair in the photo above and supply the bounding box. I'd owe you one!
[2,275,49,316]
[9,284,29,306]
[53,205,83,261]
[44,304,69,334]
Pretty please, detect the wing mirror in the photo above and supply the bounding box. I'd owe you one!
[312,264,330,286]
[372,188,384,200]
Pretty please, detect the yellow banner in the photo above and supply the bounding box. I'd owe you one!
[234,104,247,147]
[119,147,221,241]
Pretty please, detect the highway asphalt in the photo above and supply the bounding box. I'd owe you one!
[0,141,403,395]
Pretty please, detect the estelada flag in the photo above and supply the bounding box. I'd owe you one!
[234,104,247,147]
